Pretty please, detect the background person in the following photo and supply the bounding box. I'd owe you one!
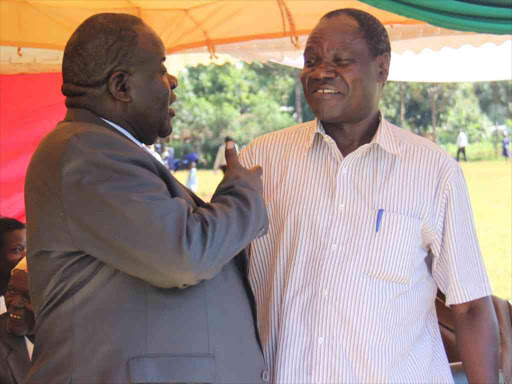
[502,131,510,159]
[24,13,268,384]
[0,258,33,384]
[240,8,498,384]
[456,130,468,161]
[186,161,198,192]
[0,218,26,314]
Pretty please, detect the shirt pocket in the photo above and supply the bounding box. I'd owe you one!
[366,210,422,285]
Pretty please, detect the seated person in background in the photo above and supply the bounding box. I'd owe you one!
[0,258,33,384]
[0,218,26,314]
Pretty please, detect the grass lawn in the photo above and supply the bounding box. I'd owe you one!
[175,160,511,299]
[459,160,511,300]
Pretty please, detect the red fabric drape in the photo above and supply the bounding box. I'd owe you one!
[0,73,65,221]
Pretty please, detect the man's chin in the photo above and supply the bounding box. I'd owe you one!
[7,323,28,336]
[159,122,173,139]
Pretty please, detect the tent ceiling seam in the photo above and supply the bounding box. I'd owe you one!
[125,0,141,18]
[182,9,217,58]
[277,0,299,49]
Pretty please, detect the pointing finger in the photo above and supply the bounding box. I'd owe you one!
[225,141,239,168]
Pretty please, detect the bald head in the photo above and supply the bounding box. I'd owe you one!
[61,13,149,101]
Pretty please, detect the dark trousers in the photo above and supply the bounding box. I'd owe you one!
[456,147,466,162]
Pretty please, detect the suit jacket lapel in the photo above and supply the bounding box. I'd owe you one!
[2,329,30,384]
[7,336,30,383]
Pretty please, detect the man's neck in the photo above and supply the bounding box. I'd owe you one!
[322,112,380,157]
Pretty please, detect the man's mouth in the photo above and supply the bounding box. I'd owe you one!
[9,313,23,320]
[314,89,341,94]
[168,107,176,118]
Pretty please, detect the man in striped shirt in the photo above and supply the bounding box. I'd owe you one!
[239,8,499,384]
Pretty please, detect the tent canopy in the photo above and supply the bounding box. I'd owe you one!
[360,0,512,35]
[0,0,432,53]
[1,0,510,52]
[1,0,511,75]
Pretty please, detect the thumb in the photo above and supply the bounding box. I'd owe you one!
[224,141,239,168]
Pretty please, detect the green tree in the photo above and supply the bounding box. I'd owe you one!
[170,62,298,167]
[473,81,512,126]
[438,83,491,145]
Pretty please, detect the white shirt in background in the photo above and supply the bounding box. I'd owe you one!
[25,336,34,360]
[456,131,468,147]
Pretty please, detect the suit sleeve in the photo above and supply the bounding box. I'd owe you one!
[60,132,268,289]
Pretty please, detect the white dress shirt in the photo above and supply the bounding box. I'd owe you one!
[100,118,143,147]
[240,117,491,384]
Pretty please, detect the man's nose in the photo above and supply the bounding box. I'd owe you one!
[311,63,336,79]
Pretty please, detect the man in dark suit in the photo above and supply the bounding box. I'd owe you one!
[0,218,26,307]
[24,13,269,383]
[0,259,33,384]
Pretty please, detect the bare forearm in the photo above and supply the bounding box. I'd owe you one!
[453,296,499,384]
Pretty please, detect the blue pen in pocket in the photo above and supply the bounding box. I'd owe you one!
[376,209,384,232]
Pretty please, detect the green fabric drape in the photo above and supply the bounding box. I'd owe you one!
[359,0,512,34]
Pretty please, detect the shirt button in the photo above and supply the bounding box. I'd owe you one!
[331,244,337,251]
[323,289,328,296]
[341,168,347,174]
[261,370,269,382]
[339,203,345,209]
[318,337,324,344]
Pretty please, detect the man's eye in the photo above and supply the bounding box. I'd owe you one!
[304,58,317,67]
[334,58,352,66]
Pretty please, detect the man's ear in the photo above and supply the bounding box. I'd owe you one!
[108,71,131,103]
[376,52,390,84]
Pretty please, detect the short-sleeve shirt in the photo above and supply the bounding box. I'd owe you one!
[239,117,491,384]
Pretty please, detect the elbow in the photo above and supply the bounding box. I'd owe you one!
[147,252,217,289]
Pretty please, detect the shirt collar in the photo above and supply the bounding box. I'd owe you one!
[307,113,400,156]
[370,115,400,155]
[100,118,144,148]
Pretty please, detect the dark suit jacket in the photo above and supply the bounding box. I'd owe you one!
[0,314,31,384]
[24,109,269,383]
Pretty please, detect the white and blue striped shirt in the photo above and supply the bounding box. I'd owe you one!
[239,117,491,384]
